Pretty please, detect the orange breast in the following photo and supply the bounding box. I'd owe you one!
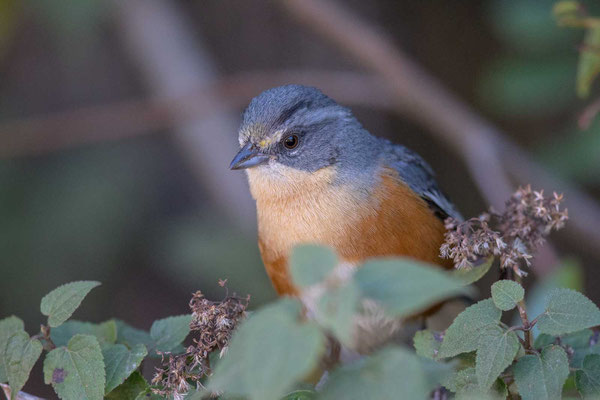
[251,166,451,296]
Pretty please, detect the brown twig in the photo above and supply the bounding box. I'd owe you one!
[516,300,533,351]
[0,71,389,158]
[279,0,600,268]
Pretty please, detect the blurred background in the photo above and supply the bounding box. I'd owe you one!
[1,0,600,395]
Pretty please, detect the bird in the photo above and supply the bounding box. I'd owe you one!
[230,84,461,297]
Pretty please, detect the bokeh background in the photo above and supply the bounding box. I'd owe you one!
[1,0,600,396]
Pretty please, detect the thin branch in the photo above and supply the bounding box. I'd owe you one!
[111,0,256,230]
[516,300,533,351]
[0,71,389,158]
[279,0,600,268]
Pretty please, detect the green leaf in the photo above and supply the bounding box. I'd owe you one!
[114,320,152,349]
[134,390,163,400]
[208,299,325,400]
[0,316,24,383]
[43,334,106,400]
[491,280,524,311]
[442,367,507,399]
[354,258,469,318]
[534,333,557,349]
[536,330,600,369]
[453,257,493,285]
[536,289,600,335]
[438,299,502,358]
[475,326,520,391]
[5,332,43,400]
[105,371,149,400]
[319,346,432,400]
[102,343,147,394]
[519,260,583,337]
[576,354,600,399]
[513,345,570,400]
[413,330,442,360]
[313,281,359,346]
[40,281,101,328]
[280,390,317,400]
[149,314,191,354]
[51,320,117,347]
[578,26,600,98]
[566,330,600,368]
[563,329,594,349]
[289,244,337,288]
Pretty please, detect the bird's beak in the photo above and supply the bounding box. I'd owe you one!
[229,142,271,170]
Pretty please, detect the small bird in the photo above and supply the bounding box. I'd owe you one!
[230,85,460,296]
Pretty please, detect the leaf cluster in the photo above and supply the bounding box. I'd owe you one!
[188,241,600,400]
[0,281,192,400]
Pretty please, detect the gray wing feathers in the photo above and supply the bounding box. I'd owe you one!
[381,140,462,221]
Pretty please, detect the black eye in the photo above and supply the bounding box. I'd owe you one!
[283,134,299,149]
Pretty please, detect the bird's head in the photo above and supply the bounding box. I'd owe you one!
[230,85,380,193]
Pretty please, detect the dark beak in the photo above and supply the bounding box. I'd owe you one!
[229,142,271,170]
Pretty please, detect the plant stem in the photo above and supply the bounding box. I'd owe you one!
[516,300,533,351]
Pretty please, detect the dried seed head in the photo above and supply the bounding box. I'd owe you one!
[441,186,567,275]
[152,284,249,399]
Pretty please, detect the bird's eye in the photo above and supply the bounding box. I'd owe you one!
[283,134,299,149]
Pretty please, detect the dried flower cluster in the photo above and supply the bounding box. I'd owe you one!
[152,286,249,399]
[441,186,568,276]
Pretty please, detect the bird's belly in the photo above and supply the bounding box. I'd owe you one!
[256,170,449,295]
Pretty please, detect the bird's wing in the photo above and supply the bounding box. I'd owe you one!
[381,140,462,221]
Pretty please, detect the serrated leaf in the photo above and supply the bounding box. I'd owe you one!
[575,354,600,399]
[51,320,117,348]
[491,280,524,311]
[442,367,507,399]
[289,244,337,288]
[438,299,502,358]
[149,314,191,354]
[105,371,148,400]
[313,281,359,346]
[103,343,147,394]
[513,345,569,400]
[519,260,583,337]
[475,326,520,391]
[319,346,432,400]
[43,334,105,400]
[453,258,493,285]
[208,299,325,400]
[536,289,600,335]
[413,330,442,360]
[355,258,469,318]
[578,26,600,98]
[114,320,152,349]
[5,332,43,400]
[40,281,101,328]
[0,316,24,383]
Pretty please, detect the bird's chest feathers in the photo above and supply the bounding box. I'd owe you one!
[247,165,370,260]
